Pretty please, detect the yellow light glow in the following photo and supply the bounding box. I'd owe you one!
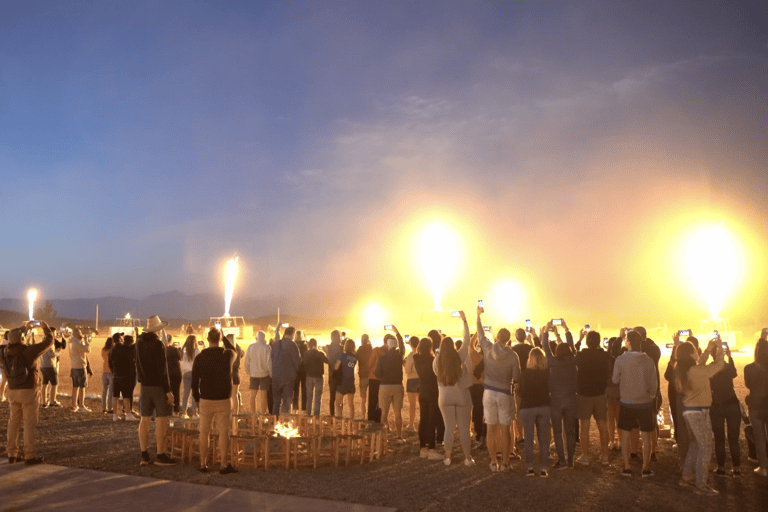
[418,223,460,310]
[125,313,131,319]
[685,223,741,319]
[224,256,239,317]
[363,303,385,331]
[27,289,37,321]
[492,280,524,322]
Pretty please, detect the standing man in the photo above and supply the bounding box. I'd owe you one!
[244,330,271,414]
[0,321,54,464]
[136,315,178,466]
[375,326,406,442]
[69,328,91,412]
[356,334,373,418]
[476,310,521,471]
[612,329,658,477]
[323,330,343,416]
[40,328,63,407]
[192,327,237,474]
[575,329,612,465]
[271,323,301,415]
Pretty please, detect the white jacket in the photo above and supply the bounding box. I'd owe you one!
[245,331,272,378]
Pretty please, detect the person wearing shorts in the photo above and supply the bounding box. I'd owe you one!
[334,339,357,418]
[376,330,406,441]
[135,315,178,467]
[110,332,137,421]
[244,330,271,414]
[68,329,90,412]
[575,330,612,465]
[477,311,521,471]
[612,330,658,477]
[39,338,61,407]
[404,337,420,431]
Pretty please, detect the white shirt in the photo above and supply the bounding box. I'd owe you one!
[245,340,272,378]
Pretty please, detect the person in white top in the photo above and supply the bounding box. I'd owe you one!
[404,337,420,431]
[180,335,201,417]
[245,331,272,414]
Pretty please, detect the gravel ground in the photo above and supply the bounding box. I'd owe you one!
[1,339,767,512]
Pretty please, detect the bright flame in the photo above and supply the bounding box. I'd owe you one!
[125,313,131,319]
[363,303,385,331]
[418,223,460,310]
[492,280,524,322]
[685,223,740,319]
[223,257,239,317]
[272,421,299,438]
[27,289,37,321]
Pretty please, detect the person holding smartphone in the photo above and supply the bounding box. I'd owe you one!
[709,340,742,477]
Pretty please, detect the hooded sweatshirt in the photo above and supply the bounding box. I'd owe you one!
[245,331,271,378]
[0,328,54,389]
[476,317,520,394]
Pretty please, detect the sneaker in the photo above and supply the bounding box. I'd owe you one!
[41,402,49,408]
[49,401,61,407]
[427,449,443,460]
[113,414,119,422]
[463,457,475,467]
[526,468,535,477]
[444,457,451,466]
[140,451,152,466]
[78,406,91,413]
[420,447,428,459]
[575,455,590,465]
[747,456,759,464]
[219,464,238,474]
[199,466,209,473]
[489,462,499,472]
[25,457,44,465]
[540,470,548,478]
[679,478,694,488]
[641,469,654,478]
[552,460,568,470]
[516,437,525,445]
[693,485,718,496]
[125,414,138,422]
[755,467,768,477]
[732,468,741,477]
[620,468,633,477]
[508,451,521,461]
[476,437,487,450]
[498,463,509,472]
[155,453,179,466]
[713,468,727,477]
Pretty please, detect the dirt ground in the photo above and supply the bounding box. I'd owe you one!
[1,336,767,512]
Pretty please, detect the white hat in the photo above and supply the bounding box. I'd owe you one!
[145,315,168,333]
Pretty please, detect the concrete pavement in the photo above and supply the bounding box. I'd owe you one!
[0,462,398,512]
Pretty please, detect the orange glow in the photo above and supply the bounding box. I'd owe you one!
[491,280,525,323]
[224,256,239,317]
[362,302,386,331]
[417,222,461,310]
[27,289,37,321]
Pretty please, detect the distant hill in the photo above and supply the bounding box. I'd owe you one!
[0,289,354,325]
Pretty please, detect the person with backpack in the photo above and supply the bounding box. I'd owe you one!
[0,321,54,464]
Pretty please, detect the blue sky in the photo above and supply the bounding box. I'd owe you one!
[1,1,767,321]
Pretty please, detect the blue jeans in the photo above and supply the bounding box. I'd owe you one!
[551,393,577,464]
[306,377,324,416]
[521,406,551,469]
[101,373,114,411]
[181,372,196,412]
[750,412,768,469]
[273,379,295,415]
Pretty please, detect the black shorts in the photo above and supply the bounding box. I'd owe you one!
[113,376,136,399]
[249,376,271,391]
[41,367,57,386]
[618,402,656,432]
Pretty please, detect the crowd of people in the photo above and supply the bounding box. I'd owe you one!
[1,312,767,494]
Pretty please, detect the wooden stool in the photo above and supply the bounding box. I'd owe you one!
[289,436,315,468]
[339,434,364,466]
[252,414,276,436]
[315,435,341,468]
[165,426,187,462]
[359,426,385,462]
[231,434,261,469]
[262,435,291,470]
[231,413,253,435]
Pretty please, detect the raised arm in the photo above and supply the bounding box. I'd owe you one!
[459,311,470,361]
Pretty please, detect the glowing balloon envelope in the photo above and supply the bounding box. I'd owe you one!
[685,223,739,319]
[418,223,460,311]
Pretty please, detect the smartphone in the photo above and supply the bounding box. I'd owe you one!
[483,325,492,332]
[33,320,41,326]
[722,341,729,349]
[478,300,484,313]
[714,330,720,340]
[404,335,410,342]
[525,319,532,333]
[584,324,590,331]
[281,322,289,328]
[384,324,393,330]
[678,329,691,337]
[552,318,562,326]
[603,337,609,347]
[450,311,461,318]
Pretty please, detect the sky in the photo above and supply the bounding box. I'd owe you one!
[2,1,767,326]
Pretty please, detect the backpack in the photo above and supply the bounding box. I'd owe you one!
[2,349,31,388]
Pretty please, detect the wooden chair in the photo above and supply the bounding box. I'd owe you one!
[231,434,262,469]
